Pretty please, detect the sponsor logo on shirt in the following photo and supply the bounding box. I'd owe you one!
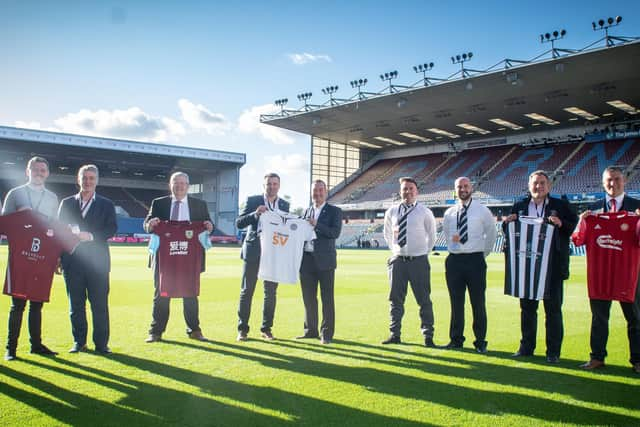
[272,232,289,246]
[596,235,623,251]
[169,240,189,255]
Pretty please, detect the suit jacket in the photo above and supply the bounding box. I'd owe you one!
[236,195,289,262]
[144,195,212,272]
[302,203,343,271]
[507,196,578,280]
[588,194,640,213]
[58,193,117,274]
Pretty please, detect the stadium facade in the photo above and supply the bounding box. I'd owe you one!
[0,126,245,237]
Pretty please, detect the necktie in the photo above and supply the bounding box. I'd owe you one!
[171,200,180,220]
[398,204,411,248]
[610,199,617,213]
[458,204,468,244]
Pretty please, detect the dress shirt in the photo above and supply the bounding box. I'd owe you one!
[304,202,325,252]
[384,202,436,257]
[170,196,191,221]
[443,198,496,256]
[75,192,96,218]
[605,194,624,212]
[527,198,548,218]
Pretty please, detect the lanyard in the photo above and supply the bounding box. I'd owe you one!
[79,195,93,216]
[533,199,546,218]
[264,196,278,211]
[26,188,46,212]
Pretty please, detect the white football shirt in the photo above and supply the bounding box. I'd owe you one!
[258,211,316,284]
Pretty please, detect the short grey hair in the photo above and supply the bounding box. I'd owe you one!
[78,164,99,181]
[170,171,190,184]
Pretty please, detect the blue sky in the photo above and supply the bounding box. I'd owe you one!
[1,0,639,207]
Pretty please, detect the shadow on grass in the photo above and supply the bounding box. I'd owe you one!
[1,355,432,427]
[166,338,639,425]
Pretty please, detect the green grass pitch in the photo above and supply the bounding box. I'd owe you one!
[0,246,638,426]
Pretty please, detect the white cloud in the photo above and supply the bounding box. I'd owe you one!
[178,98,230,135]
[53,107,185,142]
[237,103,301,145]
[287,52,332,65]
[264,153,309,176]
[14,120,42,130]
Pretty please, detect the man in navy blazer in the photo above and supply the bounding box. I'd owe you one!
[236,173,289,341]
[579,166,640,373]
[504,170,577,363]
[144,172,214,343]
[297,180,342,344]
[58,165,117,354]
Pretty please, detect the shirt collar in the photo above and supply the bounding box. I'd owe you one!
[605,193,624,205]
[171,195,187,204]
[75,192,96,202]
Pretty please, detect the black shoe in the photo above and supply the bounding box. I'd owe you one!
[441,342,463,350]
[424,338,437,348]
[512,350,533,357]
[261,330,275,341]
[381,336,401,345]
[69,343,88,353]
[96,347,112,355]
[320,337,332,345]
[546,355,559,364]
[31,344,58,356]
[296,334,320,340]
[4,350,17,361]
[475,343,488,354]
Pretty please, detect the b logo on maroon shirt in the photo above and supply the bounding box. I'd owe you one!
[31,238,41,253]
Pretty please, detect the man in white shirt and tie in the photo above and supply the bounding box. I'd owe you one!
[382,177,437,347]
[442,177,496,353]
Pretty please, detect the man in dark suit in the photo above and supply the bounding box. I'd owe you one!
[58,164,117,354]
[504,170,578,363]
[144,172,214,343]
[236,172,289,341]
[579,166,640,373]
[297,180,343,344]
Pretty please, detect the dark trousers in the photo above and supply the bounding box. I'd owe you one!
[6,297,44,351]
[149,268,200,335]
[519,276,564,357]
[589,282,640,364]
[64,265,110,350]
[237,260,278,333]
[300,252,335,340]
[388,255,434,339]
[445,253,487,347]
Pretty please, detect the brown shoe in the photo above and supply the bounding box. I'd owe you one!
[633,362,640,374]
[188,330,207,341]
[261,330,275,341]
[579,359,605,370]
[145,334,162,343]
[237,331,248,342]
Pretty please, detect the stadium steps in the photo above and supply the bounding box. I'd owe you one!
[624,150,640,182]
[122,187,150,212]
[358,159,405,197]
[479,145,518,182]
[551,141,586,186]
[417,153,454,188]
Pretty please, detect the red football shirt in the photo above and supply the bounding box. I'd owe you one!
[0,210,79,302]
[572,212,640,302]
[153,221,207,298]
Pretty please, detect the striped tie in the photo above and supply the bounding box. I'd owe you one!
[458,204,468,244]
[398,204,412,247]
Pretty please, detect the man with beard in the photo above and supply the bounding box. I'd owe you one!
[441,177,496,353]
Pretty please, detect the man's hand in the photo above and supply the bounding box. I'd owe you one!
[255,205,267,216]
[204,221,214,232]
[548,214,562,228]
[307,218,317,227]
[147,217,160,231]
[580,210,593,220]
[504,213,518,223]
[78,231,93,242]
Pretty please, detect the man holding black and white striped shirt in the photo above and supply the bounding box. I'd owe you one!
[382,177,437,347]
[442,177,496,353]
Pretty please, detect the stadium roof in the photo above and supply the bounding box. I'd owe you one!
[0,125,245,164]
[0,125,245,182]
[262,41,640,150]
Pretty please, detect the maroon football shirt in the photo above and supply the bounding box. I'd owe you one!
[572,212,640,302]
[0,210,79,302]
[153,221,207,298]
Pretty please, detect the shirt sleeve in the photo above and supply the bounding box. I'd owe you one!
[424,208,436,251]
[148,234,160,255]
[571,217,588,246]
[483,207,498,257]
[383,209,392,246]
[198,231,213,250]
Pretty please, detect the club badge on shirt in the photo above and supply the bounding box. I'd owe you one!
[185,230,194,239]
